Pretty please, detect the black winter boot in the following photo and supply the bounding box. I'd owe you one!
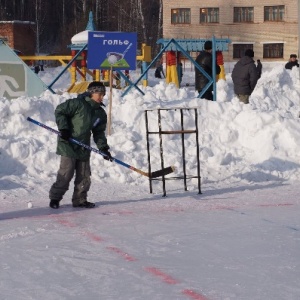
[73,201,95,208]
[49,200,60,209]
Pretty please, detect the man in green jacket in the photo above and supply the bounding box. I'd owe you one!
[49,81,112,209]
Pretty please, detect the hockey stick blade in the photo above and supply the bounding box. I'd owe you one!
[150,166,175,178]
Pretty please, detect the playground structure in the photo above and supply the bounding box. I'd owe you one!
[121,37,230,101]
[19,42,152,93]
[13,37,231,102]
[18,11,151,93]
[156,38,229,88]
[16,11,230,98]
[18,37,230,100]
[0,9,231,102]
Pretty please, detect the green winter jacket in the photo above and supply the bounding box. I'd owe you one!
[55,93,109,161]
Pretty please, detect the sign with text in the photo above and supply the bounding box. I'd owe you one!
[0,40,47,100]
[87,32,137,70]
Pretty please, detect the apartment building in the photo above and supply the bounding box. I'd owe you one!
[163,0,298,62]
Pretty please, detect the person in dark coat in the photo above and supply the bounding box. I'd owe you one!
[39,60,44,71]
[178,62,183,85]
[34,65,40,74]
[285,54,299,70]
[195,41,221,100]
[155,62,165,78]
[231,49,258,104]
[256,59,262,79]
[124,70,130,86]
[49,81,112,209]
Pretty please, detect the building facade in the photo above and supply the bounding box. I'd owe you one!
[163,0,298,62]
[0,21,35,55]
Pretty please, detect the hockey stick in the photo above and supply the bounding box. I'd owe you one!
[27,117,174,178]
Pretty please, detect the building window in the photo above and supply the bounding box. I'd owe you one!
[171,8,191,24]
[263,43,284,58]
[234,7,254,22]
[200,8,219,23]
[233,44,253,59]
[264,6,284,21]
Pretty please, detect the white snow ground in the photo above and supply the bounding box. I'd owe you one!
[0,62,300,300]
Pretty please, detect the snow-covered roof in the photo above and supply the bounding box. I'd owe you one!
[71,30,89,45]
[0,20,35,24]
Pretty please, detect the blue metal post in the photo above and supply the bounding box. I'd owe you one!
[48,43,88,91]
[212,36,217,101]
[142,61,148,82]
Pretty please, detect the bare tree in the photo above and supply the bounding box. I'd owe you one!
[137,0,147,42]
[20,0,25,19]
[156,0,163,52]
[34,0,48,54]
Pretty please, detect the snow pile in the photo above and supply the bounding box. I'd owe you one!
[0,64,300,191]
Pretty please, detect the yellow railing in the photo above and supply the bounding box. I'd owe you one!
[20,55,83,66]
[20,44,152,88]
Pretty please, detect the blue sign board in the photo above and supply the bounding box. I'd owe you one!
[87,31,137,70]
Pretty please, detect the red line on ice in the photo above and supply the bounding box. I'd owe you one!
[56,218,77,227]
[84,232,103,242]
[144,267,179,284]
[106,246,137,261]
[182,289,209,300]
[53,214,211,299]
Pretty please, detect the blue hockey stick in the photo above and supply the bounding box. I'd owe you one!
[27,117,174,178]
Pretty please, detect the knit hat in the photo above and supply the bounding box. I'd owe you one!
[290,54,297,58]
[204,41,212,50]
[87,81,106,94]
[244,49,254,58]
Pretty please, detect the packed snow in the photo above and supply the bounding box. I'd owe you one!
[0,62,300,300]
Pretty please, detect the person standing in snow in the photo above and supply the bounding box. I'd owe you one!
[285,54,299,70]
[231,49,258,104]
[195,40,221,101]
[178,62,183,85]
[124,70,130,86]
[49,81,112,209]
[34,64,40,74]
[256,59,262,79]
[155,59,165,78]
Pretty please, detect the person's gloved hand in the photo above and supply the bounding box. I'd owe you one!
[101,148,113,161]
[60,129,71,141]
